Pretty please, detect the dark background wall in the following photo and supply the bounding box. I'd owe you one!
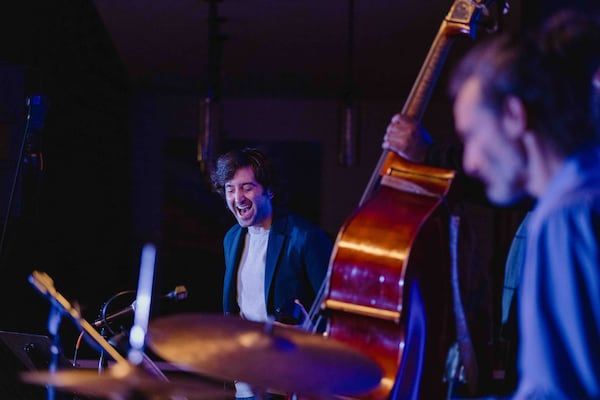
[0,0,597,377]
[0,0,134,357]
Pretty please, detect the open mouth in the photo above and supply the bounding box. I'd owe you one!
[236,204,252,217]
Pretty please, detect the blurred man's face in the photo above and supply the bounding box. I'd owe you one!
[454,77,528,205]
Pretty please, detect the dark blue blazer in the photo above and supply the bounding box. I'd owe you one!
[222,209,332,322]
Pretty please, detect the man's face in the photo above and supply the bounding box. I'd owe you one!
[454,77,528,205]
[225,166,273,229]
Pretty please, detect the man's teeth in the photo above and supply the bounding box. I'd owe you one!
[237,205,250,215]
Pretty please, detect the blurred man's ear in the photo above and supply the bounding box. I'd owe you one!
[593,67,600,90]
[502,96,528,139]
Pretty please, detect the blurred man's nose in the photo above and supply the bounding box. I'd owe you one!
[462,146,479,178]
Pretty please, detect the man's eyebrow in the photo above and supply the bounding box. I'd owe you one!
[225,181,256,186]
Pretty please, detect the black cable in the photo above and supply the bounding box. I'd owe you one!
[70,289,135,372]
[97,289,136,336]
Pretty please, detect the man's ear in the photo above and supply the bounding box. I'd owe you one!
[266,189,274,200]
[502,95,528,139]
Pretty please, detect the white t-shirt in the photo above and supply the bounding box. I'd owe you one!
[235,226,270,398]
[237,225,269,322]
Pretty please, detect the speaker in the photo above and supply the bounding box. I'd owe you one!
[0,330,74,399]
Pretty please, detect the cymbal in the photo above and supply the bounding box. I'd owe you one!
[21,363,232,400]
[147,313,383,397]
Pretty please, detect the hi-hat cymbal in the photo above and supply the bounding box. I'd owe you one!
[147,313,383,397]
[21,363,232,400]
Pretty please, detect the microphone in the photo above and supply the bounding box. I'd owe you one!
[163,285,188,300]
[93,285,188,328]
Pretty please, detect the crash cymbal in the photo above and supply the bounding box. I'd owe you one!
[147,313,383,397]
[21,363,232,400]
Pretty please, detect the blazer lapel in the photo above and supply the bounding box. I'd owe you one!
[223,227,245,313]
[264,216,286,304]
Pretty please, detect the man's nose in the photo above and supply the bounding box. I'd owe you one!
[234,189,246,203]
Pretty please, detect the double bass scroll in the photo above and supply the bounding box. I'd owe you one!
[361,0,495,206]
[319,1,499,399]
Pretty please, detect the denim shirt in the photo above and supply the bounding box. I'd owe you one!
[515,145,600,399]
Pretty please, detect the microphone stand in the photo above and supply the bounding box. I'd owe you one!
[0,95,47,267]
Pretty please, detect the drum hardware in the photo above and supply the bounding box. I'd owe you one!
[23,245,380,399]
[23,245,228,400]
[147,313,383,398]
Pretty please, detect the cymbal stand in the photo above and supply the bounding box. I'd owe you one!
[45,299,63,400]
[98,326,110,373]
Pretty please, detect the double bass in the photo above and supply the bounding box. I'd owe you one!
[318,1,500,399]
